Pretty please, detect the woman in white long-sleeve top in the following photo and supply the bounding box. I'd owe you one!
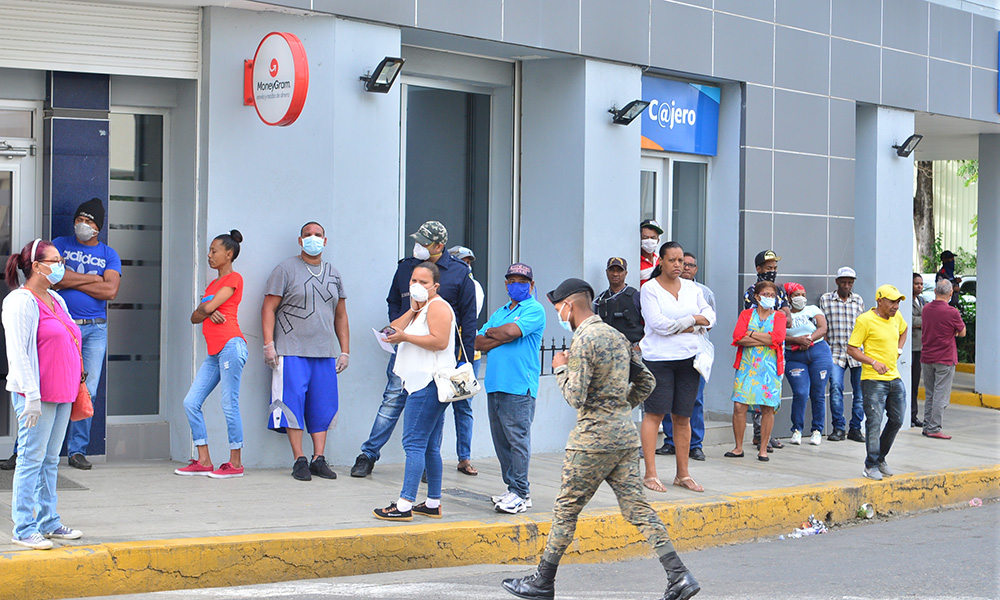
[638,242,716,494]
[3,239,85,550]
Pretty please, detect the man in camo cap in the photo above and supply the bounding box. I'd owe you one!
[351,220,477,477]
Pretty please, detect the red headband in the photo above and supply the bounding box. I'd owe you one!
[784,282,805,295]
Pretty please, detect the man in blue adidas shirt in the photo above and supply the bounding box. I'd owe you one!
[53,198,122,470]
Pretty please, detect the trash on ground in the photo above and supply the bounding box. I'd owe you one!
[857,503,875,519]
[969,498,983,507]
[786,514,829,538]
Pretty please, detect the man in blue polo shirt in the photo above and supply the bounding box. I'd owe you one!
[53,198,122,470]
[476,263,546,514]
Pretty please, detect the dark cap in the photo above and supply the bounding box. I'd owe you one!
[410,220,448,245]
[940,250,955,260]
[505,262,534,280]
[75,198,105,230]
[606,257,627,270]
[547,278,595,304]
[640,219,663,234]
[754,249,781,267]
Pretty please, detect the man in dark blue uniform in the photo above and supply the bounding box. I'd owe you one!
[351,220,477,477]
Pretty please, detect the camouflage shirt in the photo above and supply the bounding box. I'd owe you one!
[555,315,656,451]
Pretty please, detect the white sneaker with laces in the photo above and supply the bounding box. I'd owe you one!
[496,493,530,514]
[809,431,822,446]
[491,491,514,505]
[790,431,802,445]
[12,533,53,550]
[44,526,82,540]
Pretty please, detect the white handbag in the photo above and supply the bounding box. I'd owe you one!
[433,321,482,403]
[692,329,715,382]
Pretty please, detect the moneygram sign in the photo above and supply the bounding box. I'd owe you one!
[641,77,719,156]
[245,32,309,126]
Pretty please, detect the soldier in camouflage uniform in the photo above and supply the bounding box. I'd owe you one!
[502,278,700,600]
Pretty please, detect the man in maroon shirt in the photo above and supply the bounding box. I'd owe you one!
[919,279,967,439]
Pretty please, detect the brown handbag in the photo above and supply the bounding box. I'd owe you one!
[29,289,93,421]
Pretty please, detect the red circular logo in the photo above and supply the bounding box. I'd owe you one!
[269,58,279,77]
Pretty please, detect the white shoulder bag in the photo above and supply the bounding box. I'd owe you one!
[433,318,482,403]
[692,328,715,382]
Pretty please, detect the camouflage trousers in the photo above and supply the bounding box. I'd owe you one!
[542,448,675,564]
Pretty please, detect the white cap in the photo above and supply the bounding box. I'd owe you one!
[448,245,475,261]
[836,266,857,279]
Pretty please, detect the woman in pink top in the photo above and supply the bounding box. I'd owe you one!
[2,239,85,550]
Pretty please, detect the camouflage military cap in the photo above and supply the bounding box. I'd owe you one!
[411,220,448,245]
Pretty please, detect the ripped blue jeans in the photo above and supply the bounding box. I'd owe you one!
[785,340,833,434]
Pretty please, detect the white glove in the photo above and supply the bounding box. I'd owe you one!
[263,342,279,369]
[20,397,41,428]
[666,315,697,335]
[336,352,350,374]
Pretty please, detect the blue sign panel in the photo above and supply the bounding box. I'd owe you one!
[641,76,720,156]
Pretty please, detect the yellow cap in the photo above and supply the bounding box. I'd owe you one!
[876,284,905,301]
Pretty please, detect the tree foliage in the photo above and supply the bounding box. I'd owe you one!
[957,160,979,187]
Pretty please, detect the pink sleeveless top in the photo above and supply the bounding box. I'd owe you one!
[33,294,82,403]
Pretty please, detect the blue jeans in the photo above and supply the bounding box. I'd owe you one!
[829,363,864,431]
[785,340,833,433]
[182,337,247,449]
[11,395,72,539]
[400,382,448,502]
[487,392,535,499]
[661,377,705,449]
[860,378,905,468]
[447,358,480,462]
[66,322,108,456]
[360,352,408,462]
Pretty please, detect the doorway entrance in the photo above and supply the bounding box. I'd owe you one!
[640,153,709,280]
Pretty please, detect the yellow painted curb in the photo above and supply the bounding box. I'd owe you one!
[917,387,1000,410]
[956,363,975,374]
[1,465,997,600]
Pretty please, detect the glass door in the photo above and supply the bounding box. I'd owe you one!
[640,153,709,281]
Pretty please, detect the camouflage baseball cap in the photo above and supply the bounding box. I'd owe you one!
[411,220,448,245]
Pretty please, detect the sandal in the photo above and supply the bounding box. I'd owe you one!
[457,460,478,476]
[673,476,704,493]
[643,476,669,493]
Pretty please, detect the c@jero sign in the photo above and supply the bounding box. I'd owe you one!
[244,32,309,126]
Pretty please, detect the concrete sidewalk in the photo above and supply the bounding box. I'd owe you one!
[1,404,997,600]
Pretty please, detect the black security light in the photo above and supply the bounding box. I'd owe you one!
[892,134,923,157]
[360,57,405,93]
[609,100,651,125]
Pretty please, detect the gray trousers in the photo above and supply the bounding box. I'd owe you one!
[921,363,955,433]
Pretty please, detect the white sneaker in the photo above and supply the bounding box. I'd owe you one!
[790,431,802,445]
[496,493,530,514]
[809,431,823,446]
[44,526,82,540]
[491,491,514,505]
[12,533,53,550]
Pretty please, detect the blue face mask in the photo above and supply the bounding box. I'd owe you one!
[557,303,574,332]
[44,262,65,285]
[301,235,324,256]
[507,282,531,303]
[759,296,776,310]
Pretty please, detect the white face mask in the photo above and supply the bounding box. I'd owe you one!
[409,282,429,303]
[413,243,431,261]
[791,296,807,310]
[641,239,659,254]
[75,223,97,242]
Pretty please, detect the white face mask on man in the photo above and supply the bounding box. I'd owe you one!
[75,223,97,242]
[413,243,431,261]
[641,239,659,254]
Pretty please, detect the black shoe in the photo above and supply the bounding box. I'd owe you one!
[412,502,442,519]
[0,453,16,471]
[501,560,557,599]
[292,456,311,481]
[827,429,846,441]
[68,453,92,470]
[661,571,701,600]
[911,418,924,428]
[655,444,675,456]
[309,455,337,479]
[373,502,412,521]
[350,453,374,478]
[689,447,706,461]
[847,428,865,443]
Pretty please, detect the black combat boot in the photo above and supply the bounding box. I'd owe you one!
[501,559,557,599]
[659,552,700,600]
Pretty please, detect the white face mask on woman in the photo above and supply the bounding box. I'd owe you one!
[409,282,429,303]
[790,296,807,310]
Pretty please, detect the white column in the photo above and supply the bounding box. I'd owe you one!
[976,134,1000,395]
[854,106,918,413]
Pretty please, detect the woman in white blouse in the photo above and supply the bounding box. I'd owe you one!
[639,242,716,493]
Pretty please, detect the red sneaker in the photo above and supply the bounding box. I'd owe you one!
[174,460,214,476]
[922,431,952,440]
[208,462,244,479]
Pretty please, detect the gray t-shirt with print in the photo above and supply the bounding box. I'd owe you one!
[265,256,346,358]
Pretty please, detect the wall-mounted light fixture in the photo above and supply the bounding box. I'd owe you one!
[892,134,923,157]
[360,57,405,93]
[608,100,650,125]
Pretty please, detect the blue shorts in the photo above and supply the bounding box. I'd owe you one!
[268,356,339,434]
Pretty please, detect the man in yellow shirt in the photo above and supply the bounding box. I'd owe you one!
[847,285,908,481]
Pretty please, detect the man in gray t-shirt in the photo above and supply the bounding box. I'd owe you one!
[262,222,351,482]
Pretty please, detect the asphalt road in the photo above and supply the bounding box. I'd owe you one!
[83,503,999,600]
